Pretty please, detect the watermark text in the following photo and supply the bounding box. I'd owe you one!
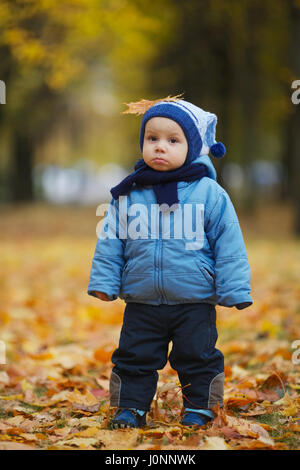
[292,339,300,365]
[96,197,205,251]
[0,80,6,104]
[291,80,300,105]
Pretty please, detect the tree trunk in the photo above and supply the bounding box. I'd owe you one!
[9,129,34,202]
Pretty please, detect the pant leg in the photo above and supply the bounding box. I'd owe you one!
[168,303,224,410]
[110,302,169,412]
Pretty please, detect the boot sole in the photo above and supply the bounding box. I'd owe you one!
[111,422,138,429]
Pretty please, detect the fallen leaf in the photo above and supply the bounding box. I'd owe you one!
[66,426,100,439]
[98,429,140,450]
[90,388,109,398]
[0,372,10,386]
[94,347,114,363]
[55,437,99,449]
[0,441,37,450]
[288,423,300,432]
[201,436,229,450]
[249,423,275,447]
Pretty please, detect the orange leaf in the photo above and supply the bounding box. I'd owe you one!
[226,396,256,409]
[93,347,113,363]
[122,94,184,115]
[288,423,300,432]
[28,352,54,360]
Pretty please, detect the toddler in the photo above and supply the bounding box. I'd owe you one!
[88,96,253,428]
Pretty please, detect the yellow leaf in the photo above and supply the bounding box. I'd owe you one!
[289,384,300,390]
[90,429,139,450]
[67,389,98,406]
[19,433,39,441]
[0,394,23,400]
[273,391,299,416]
[21,379,33,392]
[259,320,280,338]
[54,437,99,449]
[273,391,294,406]
[66,426,100,439]
[281,403,298,417]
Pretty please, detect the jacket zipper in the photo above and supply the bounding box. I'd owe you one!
[156,212,167,303]
[161,240,168,303]
[154,239,160,300]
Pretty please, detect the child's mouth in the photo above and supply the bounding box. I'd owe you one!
[153,158,167,164]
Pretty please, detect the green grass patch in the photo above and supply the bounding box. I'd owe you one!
[19,401,47,412]
[255,411,300,450]
[34,385,48,397]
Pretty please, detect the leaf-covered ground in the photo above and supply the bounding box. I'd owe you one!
[0,203,299,450]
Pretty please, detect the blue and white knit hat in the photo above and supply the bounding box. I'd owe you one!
[139,99,226,165]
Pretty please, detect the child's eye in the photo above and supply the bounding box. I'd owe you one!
[148,136,157,141]
[170,138,178,144]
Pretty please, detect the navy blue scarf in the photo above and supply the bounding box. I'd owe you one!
[110,158,208,206]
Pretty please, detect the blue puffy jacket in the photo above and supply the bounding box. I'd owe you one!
[87,155,253,309]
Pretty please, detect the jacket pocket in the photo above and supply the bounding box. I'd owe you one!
[202,266,214,283]
[120,271,156,301]
[195,258,215,285]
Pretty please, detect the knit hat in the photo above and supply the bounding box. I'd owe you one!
[139,99,226,165]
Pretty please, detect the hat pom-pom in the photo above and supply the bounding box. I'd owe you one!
[210,142,226,158]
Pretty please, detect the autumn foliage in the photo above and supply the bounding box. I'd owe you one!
[0,204,299,450]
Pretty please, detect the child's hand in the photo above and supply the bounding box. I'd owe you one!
[94,291,110,301]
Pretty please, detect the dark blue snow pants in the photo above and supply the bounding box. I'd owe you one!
[109,302,224,412]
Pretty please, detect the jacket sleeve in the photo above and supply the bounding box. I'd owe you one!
[87,198,125,301]
[206,189,253,309]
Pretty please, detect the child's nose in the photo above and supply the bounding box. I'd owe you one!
[155,140,166,152]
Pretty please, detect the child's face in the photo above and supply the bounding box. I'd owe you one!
[143,117,188,171]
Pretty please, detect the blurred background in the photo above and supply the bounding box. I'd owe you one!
[0,0,299,232]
